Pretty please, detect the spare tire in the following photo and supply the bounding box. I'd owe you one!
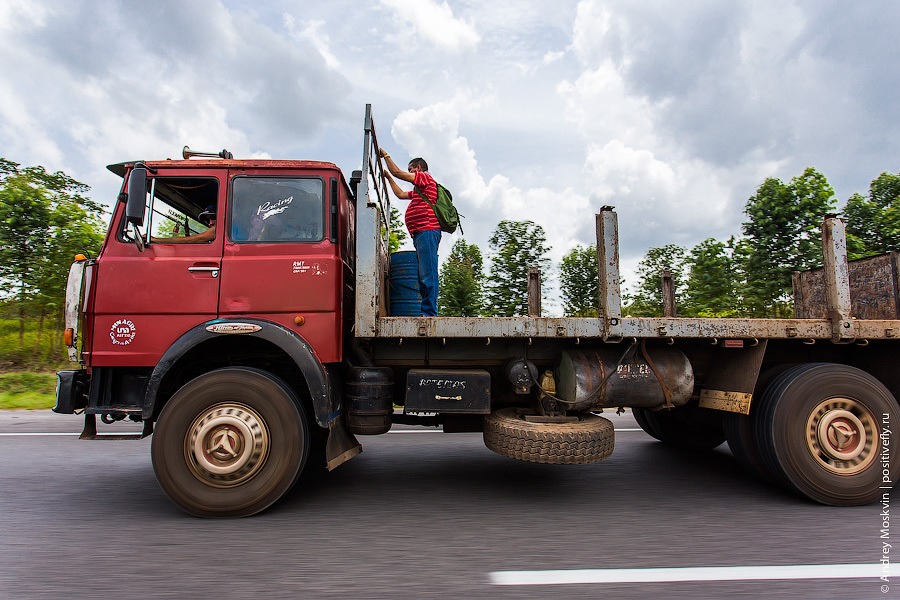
[483,408,614,465]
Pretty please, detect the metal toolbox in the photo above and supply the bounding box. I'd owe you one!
[404,369,491,414]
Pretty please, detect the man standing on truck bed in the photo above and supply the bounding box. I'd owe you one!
[379,148,441,316]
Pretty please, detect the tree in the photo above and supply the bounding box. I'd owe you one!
[41,194,106,349]
[0,173,50,344]
[740,167,836,316]
[844,171,900,259]
[0,160,105,348]
[438,239,484,316]
[386,206,408,253]
[625,244,687,317]
[560,244,599,317]
[485,220,551,316]
[683,237,741,317]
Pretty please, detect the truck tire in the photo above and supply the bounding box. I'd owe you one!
[151,367,310,518]
[723,365,796,483]
[753,363,899,506]
[483,408,614,464]
[634,402,726,450]
[723,413,774,483]
[631,407,662,441]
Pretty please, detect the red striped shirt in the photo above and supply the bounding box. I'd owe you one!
[404,171,440,234]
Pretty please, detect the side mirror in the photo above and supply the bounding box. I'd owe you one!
[126,167,148,226]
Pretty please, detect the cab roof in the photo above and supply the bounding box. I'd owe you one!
[106,159,341,178]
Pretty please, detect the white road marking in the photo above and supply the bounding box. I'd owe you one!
[0,432,78,436]
[489,563,884,586]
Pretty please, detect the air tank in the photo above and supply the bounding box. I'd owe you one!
[555,347,694,411]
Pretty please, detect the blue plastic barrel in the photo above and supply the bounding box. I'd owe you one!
[389,251,420,316]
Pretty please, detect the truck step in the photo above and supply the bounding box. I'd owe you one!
[79,414,152,440]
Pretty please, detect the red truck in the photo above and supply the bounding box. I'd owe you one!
[56,105,899,517]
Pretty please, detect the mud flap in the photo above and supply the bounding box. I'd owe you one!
[325,417,362,471]
[699,340,768,414]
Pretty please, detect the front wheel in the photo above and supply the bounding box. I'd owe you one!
[754,363,899,506]
[151,367,309,517]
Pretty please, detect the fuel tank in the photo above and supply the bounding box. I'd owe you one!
[555,347,694,411]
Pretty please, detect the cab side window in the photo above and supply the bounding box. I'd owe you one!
[230,177,324,243]
[119,177,219,244]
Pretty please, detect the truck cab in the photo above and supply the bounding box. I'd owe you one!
[96,158,353,368]
[56,154,363,515]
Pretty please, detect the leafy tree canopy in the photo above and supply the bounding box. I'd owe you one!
[683,237,741,317]
[485,220,550,316]
[386,206,408,253]
[741,167,836,316]
[0,159,105,344]
[625,244,686,317]
[438,239,484,317]
[560,244,599,317]
[844,171,900,259]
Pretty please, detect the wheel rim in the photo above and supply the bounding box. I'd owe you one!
[186,403,270,488]
[805,397,877,475]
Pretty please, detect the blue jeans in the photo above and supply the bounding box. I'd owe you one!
[412,229,441,316]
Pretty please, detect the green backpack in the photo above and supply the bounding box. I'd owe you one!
[416,183,463,234]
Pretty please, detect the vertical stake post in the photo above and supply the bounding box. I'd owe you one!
[527,267,542,317]
[822,216,855,342]
[596,208,623,340]
[661,271,677,317]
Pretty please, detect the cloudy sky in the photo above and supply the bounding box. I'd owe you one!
[2,0,898,312]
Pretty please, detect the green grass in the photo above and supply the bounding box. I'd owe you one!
[0,316,69,408]
[0,372,58,409]
[0,317,68,371]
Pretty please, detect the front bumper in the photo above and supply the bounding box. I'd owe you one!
[53,370,89,414]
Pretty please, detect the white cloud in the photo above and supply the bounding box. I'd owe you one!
[571,0,613,65]
[0,0,353,201]
[0,0,53,30]
[283,15,341,69]
[541,50,566,66]
[379,0,480,52]
[1,0,899,311]
[555,0,812,286]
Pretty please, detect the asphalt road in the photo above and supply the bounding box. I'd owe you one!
[0,409,892,599]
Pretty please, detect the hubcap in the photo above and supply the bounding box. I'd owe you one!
[186,403,269,487]
[806,398,876,475]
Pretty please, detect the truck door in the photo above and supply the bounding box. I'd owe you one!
[218,174,342,362]
[90,170,225,366]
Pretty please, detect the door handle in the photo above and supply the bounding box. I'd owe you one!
[188,266,220,278]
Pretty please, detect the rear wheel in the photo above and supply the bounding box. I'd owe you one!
[152,367,309,517]
[723,413,773,482]
[483,408,614,464]
[753,363,899,506]
[724,365,795,482]
[631,407,662,441]
[634,402,726,450]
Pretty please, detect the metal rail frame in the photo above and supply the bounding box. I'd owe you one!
[355,104,393,337]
